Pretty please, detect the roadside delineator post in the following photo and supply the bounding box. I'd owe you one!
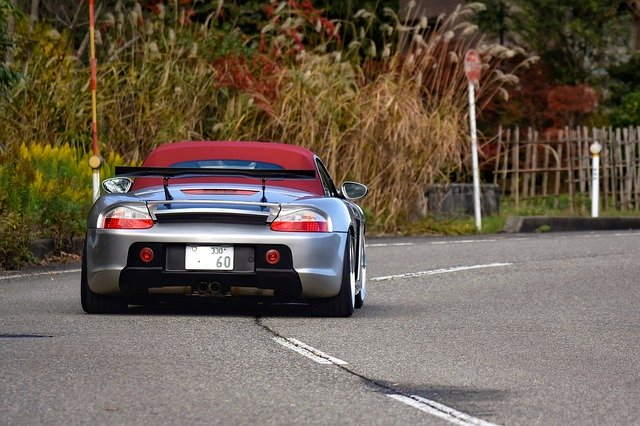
[590,141,602,218]
[89,0,102,202]
[464,50,482,231]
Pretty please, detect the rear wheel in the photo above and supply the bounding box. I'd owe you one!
[81,243,127,314]
[311,234,355,317]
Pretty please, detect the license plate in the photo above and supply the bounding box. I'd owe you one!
[185,245,234,270]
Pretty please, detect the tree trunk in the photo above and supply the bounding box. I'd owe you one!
[29,0,40,33]
[5,0,17,64]
[628,0,640,51]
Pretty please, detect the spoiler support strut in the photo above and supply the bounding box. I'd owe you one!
[260,177,268,203]
[163,176,174,202]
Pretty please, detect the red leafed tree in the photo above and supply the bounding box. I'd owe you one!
[545,85,598,129]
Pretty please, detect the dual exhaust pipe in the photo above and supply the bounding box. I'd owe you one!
[196,281,223,295]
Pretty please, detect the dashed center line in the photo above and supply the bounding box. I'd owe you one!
[272,337,347,365]
[371,262,512,282]
[271,335,497,425]
[388,394,499,426]
[366,243,415,247]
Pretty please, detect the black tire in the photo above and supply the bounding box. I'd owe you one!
[354,266,365,309]
[81,243,127,314]
[311,234,355,317]
[354,238,366,309]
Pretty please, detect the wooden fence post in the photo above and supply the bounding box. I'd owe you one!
[600,127,610,211]
[554,137,563,209]
[616,128,625,210]
[493,125,502,186]
[531,130,539,198]
[501,128,511,196]
[577,126,586,195]
[635,127,640,210]
[542,132,550,201]
[523,128,532,199]
[564,127,575,212]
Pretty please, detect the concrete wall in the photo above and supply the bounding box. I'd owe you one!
[425,184,500,216]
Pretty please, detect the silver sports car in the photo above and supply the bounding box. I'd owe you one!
[81,141,368,317]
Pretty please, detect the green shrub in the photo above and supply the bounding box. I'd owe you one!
[0,142,125,268]
[0,211,31,269]
[610,91,640,128]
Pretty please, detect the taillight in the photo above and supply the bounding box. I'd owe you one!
[270,209,329,232]
[101,206,154,229]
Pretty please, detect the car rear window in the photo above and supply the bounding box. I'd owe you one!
[172,160,284,170]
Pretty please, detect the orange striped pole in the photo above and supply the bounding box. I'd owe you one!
[88,0,102,202]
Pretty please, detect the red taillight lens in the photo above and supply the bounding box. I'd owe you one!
[270,209,329,233]
[101,206,154,229]
[265,249,280,265]
[139,247,154,263]
[104,218,155,229]
[270,221,328,232]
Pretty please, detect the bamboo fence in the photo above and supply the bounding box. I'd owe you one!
[487,126,640,212]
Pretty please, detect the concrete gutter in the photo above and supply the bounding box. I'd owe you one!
[502,216,640,233]
[28,238,83,260]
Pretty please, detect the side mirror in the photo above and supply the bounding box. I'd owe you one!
[102,177,133,194]
[341,181,368,200]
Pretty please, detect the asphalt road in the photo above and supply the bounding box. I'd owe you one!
[1,231,639,425]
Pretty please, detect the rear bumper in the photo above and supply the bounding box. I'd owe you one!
[86,222,346,299]
[120,267,302,298]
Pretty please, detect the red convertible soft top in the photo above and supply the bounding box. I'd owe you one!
[131,141,325,195]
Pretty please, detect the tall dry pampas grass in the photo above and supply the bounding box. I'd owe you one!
[214,3,532,232]
[217,56,469,232]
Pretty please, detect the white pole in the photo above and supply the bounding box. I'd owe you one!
[92,169,100,203]
[591,153,600,218]
[468,81,482,230]
[590,141,602,218]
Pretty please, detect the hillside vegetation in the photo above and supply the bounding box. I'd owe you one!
[0,1,529,267]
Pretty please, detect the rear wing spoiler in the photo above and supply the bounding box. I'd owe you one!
[113,166,316,202]
[115,166,316,180]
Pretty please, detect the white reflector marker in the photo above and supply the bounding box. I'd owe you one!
[388,394,499,426]
[273,337,347,365]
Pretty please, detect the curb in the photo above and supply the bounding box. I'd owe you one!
[502,217,640,233]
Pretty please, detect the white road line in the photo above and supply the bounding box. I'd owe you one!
[371,263,511,282]
[368,231,640,248]
[0,268,81,281]
[388,394,499,426]
[366,243,415,247]
[431,239,499,245]
[287,338,348,365]
[272,337,347,365]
